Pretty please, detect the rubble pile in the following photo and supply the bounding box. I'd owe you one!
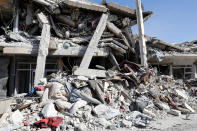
[0,64,196,131]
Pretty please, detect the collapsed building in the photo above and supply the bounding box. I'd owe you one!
[147,37,197,80]
[0,0,153,97]
[0,0,196,97]
[0,0,197,131]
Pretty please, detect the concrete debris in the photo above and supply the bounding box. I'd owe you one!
[175,89,189,100]
[93,104,109,117]
[101,108,121,120]
[122,119,133,128]
[69,100,87,114]
[156,102,170,111]
[128,111,151,127]
[0,98,13,115]
[54,99,72,112]
[41,103,58,118]
[10,110,24,124]
[183,102,195,113]
[0,0,196,131]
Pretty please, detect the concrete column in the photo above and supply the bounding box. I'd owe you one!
[169,64,173,78]
[192,64,197,79]
[13,0,19,33]
[8,56,16,96]
[135,0,148,67]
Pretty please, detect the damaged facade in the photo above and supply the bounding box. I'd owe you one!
[147,37,197,80]
[0,0,153,97]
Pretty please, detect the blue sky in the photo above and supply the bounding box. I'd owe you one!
[92,0,197,43]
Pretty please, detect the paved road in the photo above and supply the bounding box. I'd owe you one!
[146,113,197,131]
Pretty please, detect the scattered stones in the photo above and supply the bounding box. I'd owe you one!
[122,120,132,128]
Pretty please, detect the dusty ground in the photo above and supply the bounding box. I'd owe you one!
[112,114,197,131]
[147,113,197,131]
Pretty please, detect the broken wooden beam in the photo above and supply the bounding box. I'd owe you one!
[34,24,51,85]
[78,13,108,69]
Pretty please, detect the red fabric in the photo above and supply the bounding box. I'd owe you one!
[23,120,29,126]
[34,118,49,128]
[34,86,45,91]
[48,117,63,127]
[34,117,63,129]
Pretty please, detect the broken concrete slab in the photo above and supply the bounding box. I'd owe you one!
[106,2,136,17]
[10,110,24,124]
[183,102,195,113]
[69,100,87,114]
[42,103,58,118]
[0,98,12,115]
[74,68,107,78]
[93,104,109,117]
[101,108,121,120]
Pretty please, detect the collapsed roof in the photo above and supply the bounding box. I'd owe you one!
[0,0,153,57]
